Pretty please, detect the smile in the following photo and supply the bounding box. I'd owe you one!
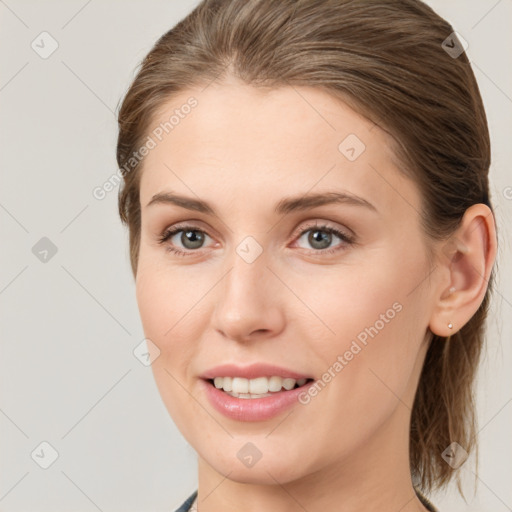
[202,376,315,421]
[210,376,310,398]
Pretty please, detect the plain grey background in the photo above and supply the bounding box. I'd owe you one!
[0,1,510,511]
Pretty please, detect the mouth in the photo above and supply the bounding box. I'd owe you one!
[205,376,315,399]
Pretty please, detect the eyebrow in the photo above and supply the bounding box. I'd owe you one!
[146,190,377,215]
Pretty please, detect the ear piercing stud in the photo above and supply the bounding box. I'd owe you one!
[448,322,453,329]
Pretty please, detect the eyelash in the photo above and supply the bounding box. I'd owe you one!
[157,222,355,258]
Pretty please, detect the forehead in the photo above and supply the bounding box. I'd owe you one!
[138,80,420,218]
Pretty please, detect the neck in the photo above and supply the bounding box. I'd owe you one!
[195,401,430,512]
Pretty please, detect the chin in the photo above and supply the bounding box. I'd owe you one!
[197,440,314,485]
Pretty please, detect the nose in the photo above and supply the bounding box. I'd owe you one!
[211,246,286,343]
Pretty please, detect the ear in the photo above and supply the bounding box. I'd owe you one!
[428,203,497,337]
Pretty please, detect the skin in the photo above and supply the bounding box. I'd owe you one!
[135,76,497,512]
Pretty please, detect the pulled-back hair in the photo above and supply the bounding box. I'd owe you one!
[116,0,497,494]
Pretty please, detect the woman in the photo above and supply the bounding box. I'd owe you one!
[116,1,498,511]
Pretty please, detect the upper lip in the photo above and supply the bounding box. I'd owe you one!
[200,363,313,380]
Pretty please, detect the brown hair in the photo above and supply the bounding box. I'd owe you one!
[116,0,497,495]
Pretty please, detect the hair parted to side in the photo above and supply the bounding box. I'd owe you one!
[116,0,497,496]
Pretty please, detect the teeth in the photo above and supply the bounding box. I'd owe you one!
[249,376,268,394]
[268,376,283,392]
[226,391,273,399]
[212,376,309,395]
[282,378,296,390]
[223,376,232,391]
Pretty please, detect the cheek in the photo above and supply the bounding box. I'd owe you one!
[135,268,168,342]
[135,265,207,433]
[293,263,407,348]
[288,267,425,459]
[135,261,195,360]
[299,249,428,390]
[135,256,217,383]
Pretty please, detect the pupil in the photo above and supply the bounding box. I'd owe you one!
[309,230,331,249]
[183,230,204,249]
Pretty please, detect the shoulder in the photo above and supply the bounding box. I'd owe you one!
[173,490,198,512]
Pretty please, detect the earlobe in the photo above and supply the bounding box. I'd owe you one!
[428,204,497,338]
[430,285,456,336]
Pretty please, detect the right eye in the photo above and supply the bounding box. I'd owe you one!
[158,225,214,256]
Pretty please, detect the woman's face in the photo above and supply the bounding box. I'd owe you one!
[136,78,438,484]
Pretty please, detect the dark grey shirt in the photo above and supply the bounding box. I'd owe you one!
[174,490,197,512]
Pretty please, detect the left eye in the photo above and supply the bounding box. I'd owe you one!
[295,225,353,251]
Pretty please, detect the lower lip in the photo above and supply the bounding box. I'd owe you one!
[201,379,314,422]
